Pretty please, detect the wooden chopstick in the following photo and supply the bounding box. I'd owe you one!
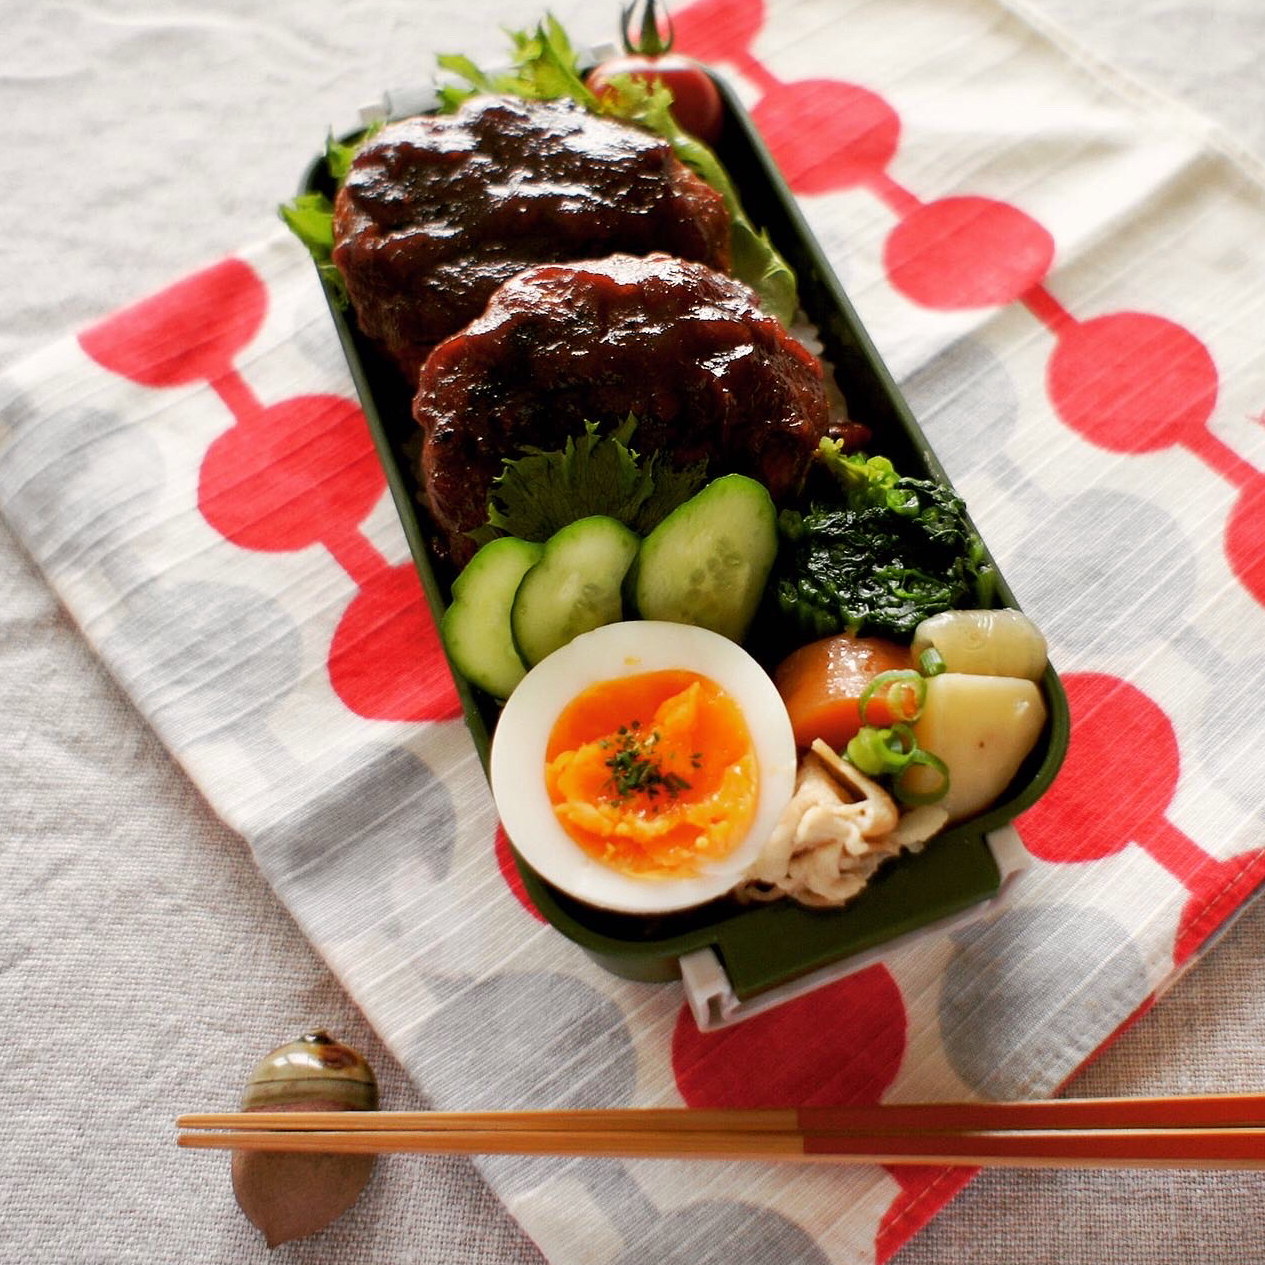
[177,1125,1265,1169]
[177,1109,798,1134]
[177,1093,1265,1136]
[174,1096,1265,1169]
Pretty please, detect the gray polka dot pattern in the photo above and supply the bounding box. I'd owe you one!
[900,338,1019,479]
[408,970,637,1196]
[254,743,457,939]
[1195,650,1265,816]
[610,1200,831,1265]
[939,904,1150,1099]
[1007,489,1194,653]
[104,579,302,747]
[0,401,165,574]
[414,971,637,1110]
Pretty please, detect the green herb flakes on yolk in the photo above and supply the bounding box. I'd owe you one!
[545,670,757,878]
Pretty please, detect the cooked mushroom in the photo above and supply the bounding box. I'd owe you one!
[736,740,947,907]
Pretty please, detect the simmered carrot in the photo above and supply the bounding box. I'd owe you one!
[773,635,913,750]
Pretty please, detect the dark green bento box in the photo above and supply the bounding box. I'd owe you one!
[301,70,1070,1011]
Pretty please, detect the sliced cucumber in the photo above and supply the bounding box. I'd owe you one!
[633,474,777,642]
[511,516,640,667]
[440,536,544,699]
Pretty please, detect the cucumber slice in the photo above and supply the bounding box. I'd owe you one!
[633,474,777,642]
[511,516,640,667]
[440,536,544,699]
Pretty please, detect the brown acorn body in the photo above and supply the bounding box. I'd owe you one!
[231,1031,378,1249]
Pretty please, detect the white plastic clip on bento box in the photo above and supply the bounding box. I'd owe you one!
[679,825,1032,1031]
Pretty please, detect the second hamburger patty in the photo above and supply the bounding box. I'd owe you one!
[415,254,831,566]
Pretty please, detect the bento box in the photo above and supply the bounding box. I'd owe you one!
[297,58,1069,1026]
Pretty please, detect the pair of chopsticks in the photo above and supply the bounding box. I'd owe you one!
[177,1094,1265,1169]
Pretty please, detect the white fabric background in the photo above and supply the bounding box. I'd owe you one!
[2,1,1264,1261]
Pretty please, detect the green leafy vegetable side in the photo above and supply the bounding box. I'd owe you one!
[436,18,798,324]
[480,417,707,544]
[772,453,996,640]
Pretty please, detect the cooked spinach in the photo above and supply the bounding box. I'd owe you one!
[771,472,996,641]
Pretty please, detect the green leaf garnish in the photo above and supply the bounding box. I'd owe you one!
[484,417,707,542]
[601,721,693,804]
[279,192,334,254]
[278,193,347,306]
[324,135,359,182]
[437,18,597,110]
[435,53,494,93]
[278,123,382,308]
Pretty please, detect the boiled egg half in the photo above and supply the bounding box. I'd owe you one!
[490,621,797,914]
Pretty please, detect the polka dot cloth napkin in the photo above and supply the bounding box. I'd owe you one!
[3,0,1265,1260]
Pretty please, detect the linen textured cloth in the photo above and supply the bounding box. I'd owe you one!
[3,0,1264,1261]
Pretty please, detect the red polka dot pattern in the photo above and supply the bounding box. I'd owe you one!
[79,257,461,725]
[671,965,906,1109]
[495,825,546,922]
[1018,672,1179,865]
[198,394,383,553]
[1226,475,1265,610]
[751,80,901,194]
[885,198,1054,309]
[328,563,461,722]
[671,0,765,67]
[1017,672,1265,963]
[1047,313,1219,453]
[79,258,266,388]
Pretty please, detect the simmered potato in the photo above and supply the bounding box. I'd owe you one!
[912,609,1047,681]
[907,674,1047,822]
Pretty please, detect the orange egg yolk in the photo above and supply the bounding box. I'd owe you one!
[544,669,757,879]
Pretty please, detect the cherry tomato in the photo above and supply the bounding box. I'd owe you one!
[587,55,723,145]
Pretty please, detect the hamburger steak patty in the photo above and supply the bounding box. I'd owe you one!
[415,254,832,565]
[332,95,732,382]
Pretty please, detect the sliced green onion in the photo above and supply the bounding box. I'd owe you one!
[893,748,951,805]
[844,728,885,775]
[858,669,926,726]
[882,723,917,770]
[845,723,916,776]
[918,647,947,677]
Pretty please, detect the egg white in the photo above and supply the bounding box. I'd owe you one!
[490,620,797,914]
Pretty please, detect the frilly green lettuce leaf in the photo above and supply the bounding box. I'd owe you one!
[278,125,381,306]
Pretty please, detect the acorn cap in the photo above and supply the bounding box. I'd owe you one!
[241,1030,378,1112]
